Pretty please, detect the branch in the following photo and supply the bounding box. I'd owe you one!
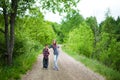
[0,28,5,33]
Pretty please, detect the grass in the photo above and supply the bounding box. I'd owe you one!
[63,47,120,80]
[0,49,41,80]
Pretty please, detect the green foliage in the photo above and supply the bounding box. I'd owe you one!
[16,11,56,45]
[37,22,56,45]
[107,40,120,71]
[61,11,84,42]
[0,0,120,79]
[96,16,120,71]
[17,0,35,16]
[0,0,35,15]
[0,9,56,79]
[22,18,56,45]
[61,10,84,33]
[102,16,117,34]
[0,14,43,79]
[61,10,120,73]
[98,33,120,71]
[86,16,98,36]
[39,0,80,13]
[66,22,94,57]
[0,15,5,63]
[85,16,100,58]
[0,49,41,80]
[51,22,63,43]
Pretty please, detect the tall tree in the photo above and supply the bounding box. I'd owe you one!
[61,10,84,32]
[61,10,84,42]
[98,15,120,70]
[85,17,99,58]
[1,0,19,65]
[115,17,120,41]
[67,22,94,57]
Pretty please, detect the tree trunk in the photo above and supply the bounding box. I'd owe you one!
[2,0,18,65]
[8,0,18,65]
[3,5,10,65]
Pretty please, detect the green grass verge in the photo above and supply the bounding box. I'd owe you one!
[0,50,41,80]
[63,47,120,80]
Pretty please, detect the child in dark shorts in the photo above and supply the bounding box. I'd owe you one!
[43,44,50,69]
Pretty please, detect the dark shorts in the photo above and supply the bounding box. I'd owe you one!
[43,57,49,68]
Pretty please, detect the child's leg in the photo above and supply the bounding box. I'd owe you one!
[43,57,46,68]
[54,55,59,70]
[56,54,59,68]
[54,55,56,69]
[46,58,49,68]
[44,58,48,68]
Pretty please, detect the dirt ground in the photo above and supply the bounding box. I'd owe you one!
[21,46,105,80]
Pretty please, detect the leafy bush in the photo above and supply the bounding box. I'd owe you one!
[66,22,94,57]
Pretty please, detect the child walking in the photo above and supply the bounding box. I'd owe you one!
[43,44,50,69]
[49,40,59,71]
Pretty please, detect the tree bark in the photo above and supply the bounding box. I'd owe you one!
[3,4,10,65]
[2,0,18,65]
[8,0,18,65]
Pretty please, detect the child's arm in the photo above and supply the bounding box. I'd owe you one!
[57,45,59,48]
[48,49,50,55]
[49,45,53,49]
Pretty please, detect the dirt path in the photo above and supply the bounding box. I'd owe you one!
[21,46,105,80]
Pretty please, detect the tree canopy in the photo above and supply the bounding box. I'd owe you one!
[0,0,80,65]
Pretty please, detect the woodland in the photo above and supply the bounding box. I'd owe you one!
[0,0,120,80]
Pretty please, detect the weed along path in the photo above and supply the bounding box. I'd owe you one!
[21,46,105,80]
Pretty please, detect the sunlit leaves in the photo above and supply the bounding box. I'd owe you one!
[17,0,35,16]
[18,15,55,45]
[60,10,84,42]
[67,22,94,57]
[39,0,80,13]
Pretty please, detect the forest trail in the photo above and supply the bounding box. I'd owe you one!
[21,46,105,80]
